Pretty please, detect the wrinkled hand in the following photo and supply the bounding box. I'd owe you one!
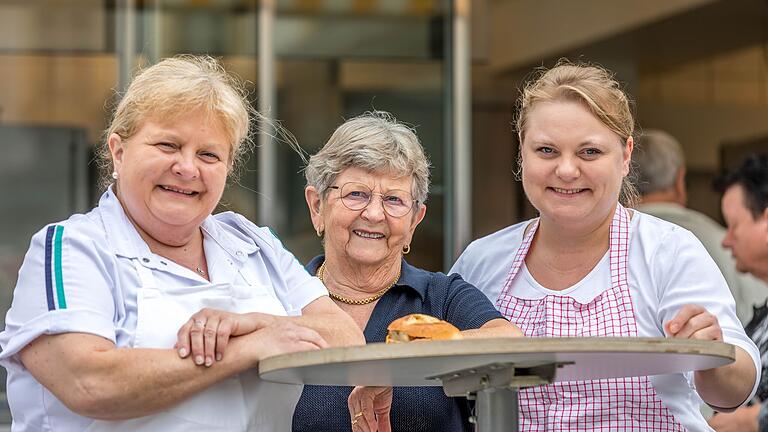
[708,404,760,432]
[249,320,329,361]
[176,308,274,367]
[664,304,722,341]
[348,386,393,432]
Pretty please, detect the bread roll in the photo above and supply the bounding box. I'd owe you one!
[385,313,462,343]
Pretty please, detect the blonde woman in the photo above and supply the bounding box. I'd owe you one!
[450,62,759,431]
[0,55,363,432]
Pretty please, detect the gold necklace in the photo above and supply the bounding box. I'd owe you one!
[317,261,400,305]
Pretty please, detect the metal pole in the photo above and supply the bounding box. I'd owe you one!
[442,0,455,272]
[116,0,136,91]
[149,0,162,63]
[476,387,519,432]
[258,0,277,228]
[452,0,472,261]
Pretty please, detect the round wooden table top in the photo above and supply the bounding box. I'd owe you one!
[259,337,734,387]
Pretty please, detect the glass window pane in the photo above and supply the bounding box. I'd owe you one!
[273,0,447,271]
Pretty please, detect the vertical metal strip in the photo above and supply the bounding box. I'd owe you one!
[258,0,277,229]
[146,0,162,64]
[442,0,455,272]
[452,0,472,263]
[117,0,136,92]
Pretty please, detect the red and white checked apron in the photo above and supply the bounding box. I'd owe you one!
[496,204,685,431]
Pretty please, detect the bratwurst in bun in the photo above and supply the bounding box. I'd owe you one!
[385,313,462,343]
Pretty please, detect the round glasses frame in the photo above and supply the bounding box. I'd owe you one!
[327,182,419,218]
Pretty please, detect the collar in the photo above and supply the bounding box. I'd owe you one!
[98,187,152,259]
[201,214,259,263]
[97,187,257,263]
[636,202,686,215]
[306,255,429,301]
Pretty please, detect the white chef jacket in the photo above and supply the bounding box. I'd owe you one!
[451,211,761,431]
[0,188,328,431]
[637,202,768,325]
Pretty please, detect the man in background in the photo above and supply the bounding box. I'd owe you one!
[633,130,767,324]
[709,153,768,431]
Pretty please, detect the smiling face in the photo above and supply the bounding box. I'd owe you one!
[108,109,231,245]
[721,184,768,279]
[307,166,426,271]
[520,100,632,228]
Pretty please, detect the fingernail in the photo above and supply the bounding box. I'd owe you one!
[195,355,204,365]
[179,347,188,358]
[205,357,212,367]
[216,353,222,361]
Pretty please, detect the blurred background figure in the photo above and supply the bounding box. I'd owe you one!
[709,153,768,432]
[633,130,768,324]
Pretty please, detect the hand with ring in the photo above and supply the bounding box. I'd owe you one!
[175,308,276,367]
[348,386,393,431]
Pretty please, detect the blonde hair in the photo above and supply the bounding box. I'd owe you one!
[514,60,639,206]
[305,111,431,204]
[98,55,255,187]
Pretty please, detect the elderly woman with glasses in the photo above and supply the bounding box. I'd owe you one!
[291,112,523,432]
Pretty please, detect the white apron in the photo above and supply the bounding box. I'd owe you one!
[86,257,303,431]
[497,204,685,431]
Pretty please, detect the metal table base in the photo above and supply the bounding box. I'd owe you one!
[435,362,562,432]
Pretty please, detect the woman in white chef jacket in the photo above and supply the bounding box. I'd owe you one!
[450,61,760,431]
[0,55,364,432]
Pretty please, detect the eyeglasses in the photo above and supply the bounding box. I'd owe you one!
[327,182,418,218]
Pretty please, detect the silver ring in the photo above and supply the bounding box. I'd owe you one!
[194,319,206,327]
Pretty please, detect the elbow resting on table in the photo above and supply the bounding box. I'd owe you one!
[695,346,756,411]
[333,314,366,346]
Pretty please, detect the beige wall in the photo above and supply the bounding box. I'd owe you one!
[0,0,106,52]
[637,45,768,170]
[0,55,117,144]
[488,0,715,73]
[470,1,768,230]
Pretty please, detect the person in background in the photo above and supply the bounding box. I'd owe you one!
[450,61,759,431]
[0,55,363,432]
[709,153,768,432]
[633,129,768,324]
[293,112,523,432]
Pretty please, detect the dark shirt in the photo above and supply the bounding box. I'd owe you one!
[744,301,768,431]
[292,255,505,432]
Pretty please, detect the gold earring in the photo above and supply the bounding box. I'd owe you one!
[402,244,410,255]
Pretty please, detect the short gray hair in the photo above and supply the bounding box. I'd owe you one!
[633,129,685,196]
[305,111,430,204]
